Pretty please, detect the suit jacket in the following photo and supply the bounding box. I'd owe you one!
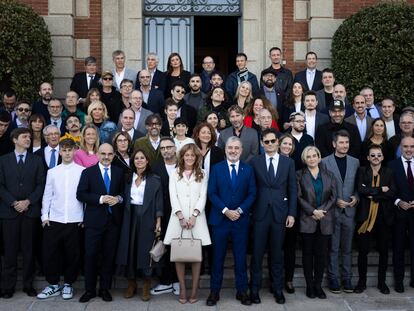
[345,114,373,142]
[388,158,414,204]
[135,107,153,135]
[46,118,66,137]
[143,88,165,115]
[304,111,329,138]
[356,165,396,226]
[256,87,286,129]
[225,70,260,100]
[208,160,256,226]
[297,167,337,234]
[76,163,125,228]
[70,72,101,99]
[34,147,63,171]
[135,69,166,91]
[0,152,45,219]
[217,126,259,162]
[294,69,323,91]
[321,154,360,217]
[112,67,137,90]
[250,154,297,223]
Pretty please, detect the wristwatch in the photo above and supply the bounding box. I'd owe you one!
[192,211,199,217]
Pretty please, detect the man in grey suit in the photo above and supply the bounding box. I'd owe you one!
[130,90,153,136]
[345,95,373,143]
[321,130,359,294]
[315,68,335,112]
[217,105,259,162]
[111,50,137,91]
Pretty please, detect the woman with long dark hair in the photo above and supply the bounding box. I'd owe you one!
[163,52,191,98]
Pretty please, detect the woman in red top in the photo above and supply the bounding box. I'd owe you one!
[244,95,279,132]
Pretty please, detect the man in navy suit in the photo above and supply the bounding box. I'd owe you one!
[34,124,62,171]
[206,136,256,306]
[389,136,414,293]
[249,128,297,305]
[293,51,323,92]
[76,143,124,303]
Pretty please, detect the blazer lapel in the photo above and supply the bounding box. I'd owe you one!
[329,155,343,186]
[95,164,108,194]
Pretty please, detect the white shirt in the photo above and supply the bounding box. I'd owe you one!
[265,153,279,176]
[203,149,212,176]
[122,127,135,141]
[142,89,150,103]
[294,101,302,112]
[292,132,303,142]
[165,163,176,176]
[44,145,60,168]
[150,137,160,150]
[130,173,146,205]
[395,156,414,206]
[99,163,111,180]
[354,113,368,141]
[86,73,94,89]
[41,162,85,223]
[385,119,396,139]
[115,68,125,90]
[306,69,316,90]
[305,111,316,139]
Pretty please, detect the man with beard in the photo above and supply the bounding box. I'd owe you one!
[263,47,293,95]
[201,56,216,93]
[331,84,354,118]
[1,90,17,118]
[169,81,197,135]
[133,114,162,165]
[345,95,372,143]
[316,68,335,112]
[138,69,165,115]
[61,113,82,145]
[210,71,225,89]
[61,91,86,126]
[289,111,314,170]
[135,53,165,91]
[303,91,329,140]
[184,74,207,111]
[226,53,259,100]
[10,101,31,130]
[32,82,53,120]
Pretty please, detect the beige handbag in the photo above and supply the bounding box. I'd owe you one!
[149,232,166,265]
[170,229,202,262]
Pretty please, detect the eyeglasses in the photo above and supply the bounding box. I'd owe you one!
[160,145,175,151]
[370,153,383,158]
[17,108,31,112]
[263,139,277,145]
[149,123,161,127]
[175,89,185,94]
[121,85,133,89]
[103,77,113,81]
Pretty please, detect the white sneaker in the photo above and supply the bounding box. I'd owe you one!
[37,285,61,299]
[150,283,173,295]
[61,284,73,300]
[172,282,180,296]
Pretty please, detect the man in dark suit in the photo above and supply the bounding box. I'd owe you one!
[0,110,13,156]
[135,52,165,91]
[0,128,45,298]
[303,91,329,140]
[46,99,66,135]
[207,136,256,306]
[34,124,62,170]
[315,68,335,112]
[360,87,381,119]
[218,105,259,162]
[76,143,125,303]
[169,81,197,135]
[138,69,165,115]
[249,128,297,305]
[70,56,101,101]
[10,101,31,130]
[389,136,414,293]
[293,51,323,92]
[117,108,143,142]
[345,95,373,143]
[264,47,293,95]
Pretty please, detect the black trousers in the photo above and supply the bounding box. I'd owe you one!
[1,215,37,290]
[301,226,330,288]
[159,245,178,285]
[284,222,298,283]
[84,217,120,292]
[356,222,391,285]
[393,210,414,284]
[42,221,81,285]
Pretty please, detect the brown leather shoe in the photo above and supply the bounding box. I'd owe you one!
[124,279,137,298]
[142,279,151,301]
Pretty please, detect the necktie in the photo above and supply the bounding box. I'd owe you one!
[18,154,24,166]
[104,168,112,214]
[268,157,276,183]
[53,121,58,126]
[230,164,237,189]
[49,149,56,168]
[407,160,413,186]
[88,75,94,89]
[366,108,372,117]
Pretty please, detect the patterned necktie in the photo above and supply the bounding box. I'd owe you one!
[49,149,56,168]
[230,164,237,189]
[407,160,414,186]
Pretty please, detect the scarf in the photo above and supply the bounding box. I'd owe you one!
[358,174,380,234]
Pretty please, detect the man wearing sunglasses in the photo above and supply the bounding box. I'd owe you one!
[170,81,197,135]
[138,69,165,115]
[249,128,297,305]
[10,101,32,130]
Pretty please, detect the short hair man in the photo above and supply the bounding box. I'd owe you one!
[225,53,259,100]
[32,82,53,120]
[381,97,400,139]
[264,47,293,94]
[129,90,152,135]
[138,69,165,115]
[294,51,323,91]
[345,95,373,142]
[62,91,86,126]
[217,105,259,162]
[11,101,32,129]
[47,99,65,134]
[322,130,360,294]
[207,136,256,306]
[258,68,285,118]
[289,111,314,169]
[170,81,197,135]
[37,138,85,300]
[0,127,45,298]
[61,113,82,145]
[201,56,216,93]
[77,143,125,303]
[120,78,134,115]
[70,56,101,100]
[118,108,142,141]
[389,112,414,157]
[331,84,354,117]
[315,100,361,158]
[303,91,329,139]
[135,52,165,91]
[0,110,13,155]
[360,87,381,119]
[210,71,225,89]
[250,128,297,305]
[315,68,335,111]
[111,50,137,90]
[1,90,17,116]
[133,114,163,165]
[34,124,62,171]
[184,73,207,111]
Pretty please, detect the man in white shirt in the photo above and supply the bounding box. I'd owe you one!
[360,87,381,119]
[381,97,399,139]
[37,138,85,300]
[111,50,137,91]
[345,95,373,142]
[303,91,329,140]
[293,51,323,91]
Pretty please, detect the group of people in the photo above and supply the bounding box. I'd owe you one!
[0,47,413,307]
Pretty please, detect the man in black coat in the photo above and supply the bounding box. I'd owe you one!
[70,56,101,101]
[0,128,45,298]
[76,143,124,303]
[0,110,13,156]
[169,81,197,135]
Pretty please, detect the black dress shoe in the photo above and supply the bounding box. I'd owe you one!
[236,291,251,306]
[377,283,390,295]
[410,281,414,289]
[394,282,404,293]
[23,287,37,297]
[98,289,113,301]
[79,291,97,303]
[274,291,285,304]
[285,282,295,294]
[2,290,14,299]
[306,286,316,299]
[206,291,220,306]
[315,286,327,299]
[250,292,261,304]
[353,283,366,294]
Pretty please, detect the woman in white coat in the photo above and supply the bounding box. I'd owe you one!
[164,143,211,304]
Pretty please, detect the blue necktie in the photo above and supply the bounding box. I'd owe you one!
[103,168,112,214]
[268,157,276,183]
[49,149,56,168]
[230,164,237,189]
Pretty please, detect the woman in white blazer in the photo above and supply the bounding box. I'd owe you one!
[164,143,211,304]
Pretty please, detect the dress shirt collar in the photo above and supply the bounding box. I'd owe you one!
[45,145,59,153]
[265,152,279,163]
[98,162,111,175]
[227,160,240,173]
[14,150,27,162]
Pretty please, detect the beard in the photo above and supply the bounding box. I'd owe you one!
[264,80,275,88]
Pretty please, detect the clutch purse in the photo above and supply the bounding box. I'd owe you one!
[170,229,202,262]
[149,232,166,265]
